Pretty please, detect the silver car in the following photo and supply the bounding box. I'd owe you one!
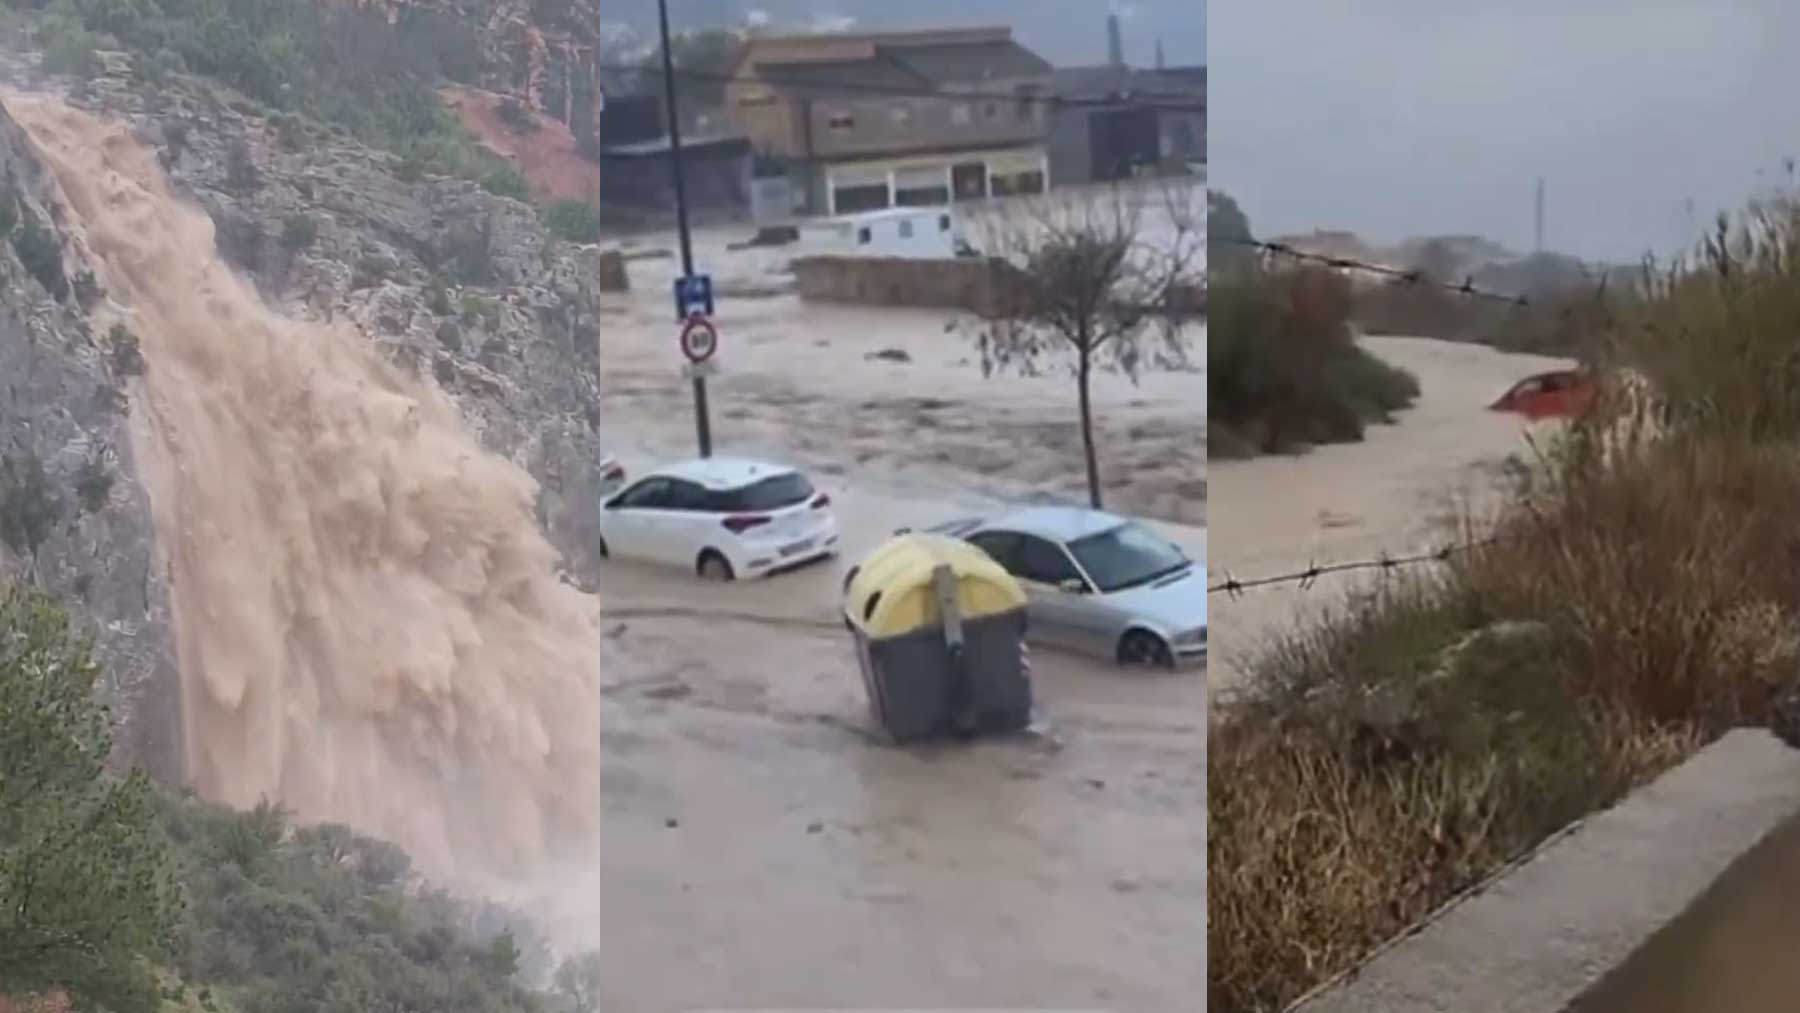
[913,506,1206,670]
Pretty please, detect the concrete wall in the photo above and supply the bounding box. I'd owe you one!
[790,254,1011,314]
[598,249,628,292]
[1567,806,1800,1013]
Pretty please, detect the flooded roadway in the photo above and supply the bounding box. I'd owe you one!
[1208,335,1575,693]
[597,471,1207,1010]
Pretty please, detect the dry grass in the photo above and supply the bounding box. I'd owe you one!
[1209,199,1800,1012]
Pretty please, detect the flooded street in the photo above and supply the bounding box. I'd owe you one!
[597,226,1206,1009]
[1208,335,1573,692]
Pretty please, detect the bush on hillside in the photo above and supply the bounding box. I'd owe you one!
[482,167,530,201]
[11,215,69,302]
[1210,199,1800,1012]
[1208,263,1420,458]
[498,97,536,132]
[542,200,600,243]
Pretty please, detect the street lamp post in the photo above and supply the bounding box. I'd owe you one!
[656,0,713,458]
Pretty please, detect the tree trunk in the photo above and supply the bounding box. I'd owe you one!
[1078,346,1102,509]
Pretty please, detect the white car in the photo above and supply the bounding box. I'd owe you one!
[598,457,839,580]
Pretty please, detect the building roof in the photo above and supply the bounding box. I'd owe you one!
[885,40,1053,83]
[733,25,1051,92]
[1049,65,1207,103]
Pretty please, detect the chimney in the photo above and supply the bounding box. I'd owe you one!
[1107,14,1124,67]
[1156,39,1165,70]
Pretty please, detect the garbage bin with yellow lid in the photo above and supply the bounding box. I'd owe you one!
[842,532,1033,743]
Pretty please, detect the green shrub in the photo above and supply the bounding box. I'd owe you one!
[1208,263,1419,457]
[73,268,101,308]
[280,212,318,252]
[74,451,113,513]
[11,216,69,302]
[497,96,535,131]
[543,199,600,243]
[38,17,102,79]
[0,582,180,1011]
[481,166,530,201]
[225,139,259,193]
[108,323,145,377]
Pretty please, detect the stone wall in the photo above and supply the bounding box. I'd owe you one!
[790,254,1008,314]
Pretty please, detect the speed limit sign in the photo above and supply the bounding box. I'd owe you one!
[679,313,718,364]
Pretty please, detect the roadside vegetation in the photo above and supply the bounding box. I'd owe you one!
[1350,257,1615,356]
[1208,192,1420,458]
[1209,200,1800,1011]
[0,580,598,1012]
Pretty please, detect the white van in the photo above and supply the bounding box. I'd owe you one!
[799,208,970,260]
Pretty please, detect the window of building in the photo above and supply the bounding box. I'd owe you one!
[983,102,998,120]
[1014,86,1037,121]
[951,104,971,126]
[891,106,912,126]
[857,227,872,244]
[938,214,951,232]
[898,219,914,239]
[828,112,855,132]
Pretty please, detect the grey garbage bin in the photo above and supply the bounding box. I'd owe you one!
[842,532,1033,743]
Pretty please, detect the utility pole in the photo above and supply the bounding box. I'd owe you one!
[657,0,712,458]
[1534,176,1545,255]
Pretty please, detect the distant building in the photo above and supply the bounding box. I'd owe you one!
[724,26,1055,217]
[1045,64,1206,186]
[597,89,753,226]
[599,91,665,149]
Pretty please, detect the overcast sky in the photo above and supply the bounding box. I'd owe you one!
[611,1,1205,69]
[1209,1,1800,263]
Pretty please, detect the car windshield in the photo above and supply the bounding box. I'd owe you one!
[1067,522,1190,594]
[705,472,814,512]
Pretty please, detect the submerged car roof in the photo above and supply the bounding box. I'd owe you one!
[985,505,1131,542]
[650,456,800,490]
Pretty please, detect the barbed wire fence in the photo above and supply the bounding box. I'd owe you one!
[1211,237,1534,305]
[1207,535,1510,597]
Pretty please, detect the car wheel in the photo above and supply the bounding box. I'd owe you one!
[697,551,735,582]
[1118,630,1175,670]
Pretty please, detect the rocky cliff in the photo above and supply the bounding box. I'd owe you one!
[0,84,183,782]
[0,53,603,778]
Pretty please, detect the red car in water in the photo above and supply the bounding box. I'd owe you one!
[1489,368,1597,420]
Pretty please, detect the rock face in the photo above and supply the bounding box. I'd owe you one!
[0,58,603,776]
[0,99,183,781]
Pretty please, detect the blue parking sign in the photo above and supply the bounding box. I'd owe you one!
[673,274,714,322]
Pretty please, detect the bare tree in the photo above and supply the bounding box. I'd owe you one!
[552,949,603,1012]
[965,180,1205,509]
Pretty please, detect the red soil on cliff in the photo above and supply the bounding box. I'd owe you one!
[441,85,597,205]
